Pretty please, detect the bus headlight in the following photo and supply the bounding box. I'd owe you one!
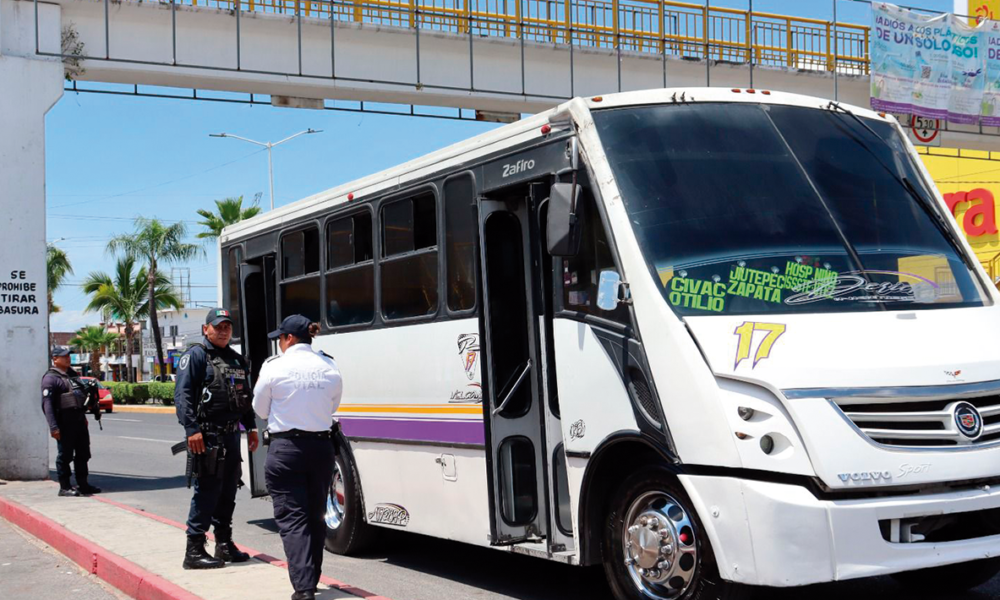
[717,379,815,476]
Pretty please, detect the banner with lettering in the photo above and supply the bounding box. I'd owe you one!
[982,20,1000,126]
[870,3,989,124]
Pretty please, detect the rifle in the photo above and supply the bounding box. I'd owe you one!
[170,435,223,488]
[73,377,103,431]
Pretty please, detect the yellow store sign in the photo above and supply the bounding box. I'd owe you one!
[920,149,1000,283]
[965,1,1000,24]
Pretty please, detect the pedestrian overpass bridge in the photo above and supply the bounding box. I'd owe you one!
[0,0,997,479]
[12,0,877,114]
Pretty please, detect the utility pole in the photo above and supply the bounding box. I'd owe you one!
[209,128,323,211]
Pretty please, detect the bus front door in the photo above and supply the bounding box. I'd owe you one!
[240,254,277,498]
[478,184,549,545]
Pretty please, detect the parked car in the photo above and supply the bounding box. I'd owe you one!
[80,377,113,413]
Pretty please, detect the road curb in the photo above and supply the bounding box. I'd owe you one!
[93,496,395,600]
[114,405,175,414]
[0,494,203,600]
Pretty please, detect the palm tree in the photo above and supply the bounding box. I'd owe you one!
[69,325,120,378]
[107,218,202,380]
[196,195,262,239]
[46,245,73,314]
[82,257,183,383]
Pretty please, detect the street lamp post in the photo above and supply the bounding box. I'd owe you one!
[209,128,322,211]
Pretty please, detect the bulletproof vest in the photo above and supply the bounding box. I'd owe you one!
[47,369,85,410]
[192,344,251,419]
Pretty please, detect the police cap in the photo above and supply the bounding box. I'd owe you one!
[206,308,235,327]
[268,314,311,339]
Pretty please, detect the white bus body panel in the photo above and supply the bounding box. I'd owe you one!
[681,474,1000,587]
[685,309,1000,490]
[313,319,490,544]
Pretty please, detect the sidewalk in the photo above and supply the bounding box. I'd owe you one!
[0,516,125,600]
[0,481,388,600]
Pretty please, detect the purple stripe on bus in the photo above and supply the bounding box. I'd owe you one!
[339,417,485,445]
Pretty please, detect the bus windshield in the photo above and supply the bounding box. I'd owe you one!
[592,102,987,317]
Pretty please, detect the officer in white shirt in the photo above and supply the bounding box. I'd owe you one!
[252,314,343,600]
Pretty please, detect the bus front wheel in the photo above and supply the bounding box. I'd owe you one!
[601,466,747,600]
[324,450,375,555]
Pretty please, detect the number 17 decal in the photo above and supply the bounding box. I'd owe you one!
[733,322,786,370]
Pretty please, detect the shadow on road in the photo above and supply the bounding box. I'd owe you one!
[247,518,281,534]
[49,470,189,494]
[361,529,611,600]
[341,528,998,600]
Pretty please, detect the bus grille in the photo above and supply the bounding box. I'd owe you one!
[834,395,1000,448]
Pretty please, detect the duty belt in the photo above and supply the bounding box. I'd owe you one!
[270,429,330,439]
[200,421,239,434]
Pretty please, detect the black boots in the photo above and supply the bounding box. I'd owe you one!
[214,537,251,563]
[183,535,224,570]
[290,591,316,600]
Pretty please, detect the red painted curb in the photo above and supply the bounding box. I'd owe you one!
[93,496,394,600]
[0,494,203,600]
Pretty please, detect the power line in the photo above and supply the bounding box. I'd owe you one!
[50,149,266,209]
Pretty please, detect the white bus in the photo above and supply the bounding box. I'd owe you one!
[221,88,1000,600]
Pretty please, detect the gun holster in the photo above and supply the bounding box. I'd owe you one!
[185,437,226,488]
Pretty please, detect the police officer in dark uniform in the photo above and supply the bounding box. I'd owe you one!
[41,346,102,497]
[175,308,259,570]
[253,316,343,600]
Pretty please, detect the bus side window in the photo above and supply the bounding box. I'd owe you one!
[326,212,375,327]
[380,193,439,321]
[444,175,477,313]
[561,195,630,325]
[280,226,321,322]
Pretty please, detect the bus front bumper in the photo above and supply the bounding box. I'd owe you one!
[679,474,1000,588]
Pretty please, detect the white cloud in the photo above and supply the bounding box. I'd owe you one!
[50,310,102,333]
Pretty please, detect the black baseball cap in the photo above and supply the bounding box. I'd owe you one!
[51,346,71,357]
[206,308,235,327]
[268,314,311,339]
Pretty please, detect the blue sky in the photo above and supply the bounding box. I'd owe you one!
[45,0,957,332]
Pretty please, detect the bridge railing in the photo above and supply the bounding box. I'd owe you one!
[168,0,869,75]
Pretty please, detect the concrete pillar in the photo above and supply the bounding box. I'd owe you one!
[0,0,65,479]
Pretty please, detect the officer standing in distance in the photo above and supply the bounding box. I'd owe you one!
[41,346,102,497]
[175,308,259,570]
[253,315,343,600]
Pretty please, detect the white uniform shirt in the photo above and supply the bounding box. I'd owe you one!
[252,343,343,434]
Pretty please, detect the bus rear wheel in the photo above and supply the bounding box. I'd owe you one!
[324,450,374,555]
[891,558,1000,594]
[601,466,747,600]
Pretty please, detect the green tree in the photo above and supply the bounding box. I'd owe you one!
[82,257,183,383]
[69,325,120,378]
[46,244,73,314]
[107,218,202,380]
[196,194,262,239]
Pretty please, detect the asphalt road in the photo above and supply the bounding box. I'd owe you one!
[50,413,999,600]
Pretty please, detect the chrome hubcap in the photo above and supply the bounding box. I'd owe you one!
[622,491,699,599]
[325,461,346,530]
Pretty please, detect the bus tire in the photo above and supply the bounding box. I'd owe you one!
[601,466,748,600]
[324,449,375,555]
[891,558,1000,594]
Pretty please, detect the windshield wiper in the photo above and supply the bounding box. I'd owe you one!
[760,108,873,289]
[825,102,976,273]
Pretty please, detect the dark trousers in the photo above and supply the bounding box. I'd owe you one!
[265,437,335,593]
[55,409,90,489]
[185,430,242,539]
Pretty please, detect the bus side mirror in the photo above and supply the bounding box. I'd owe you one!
[597,271,628,310]
[546,183,584,257]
